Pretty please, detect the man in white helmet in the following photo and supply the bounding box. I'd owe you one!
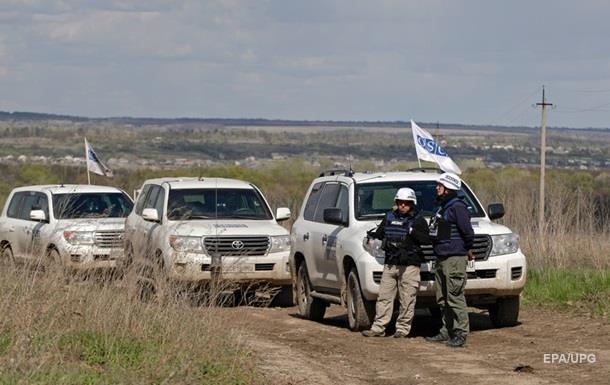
[425,172,474,348]
[361,187,431,338]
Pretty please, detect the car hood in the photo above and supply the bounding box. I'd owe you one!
[169,219,289,237]
[56,217,126,232]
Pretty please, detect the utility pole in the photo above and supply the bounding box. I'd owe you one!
[536,85,553,243]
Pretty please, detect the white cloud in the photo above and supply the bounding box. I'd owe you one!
[0,1,610,127]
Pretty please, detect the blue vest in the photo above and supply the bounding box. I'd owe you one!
[384,211,413,241]
[430,197,463,241]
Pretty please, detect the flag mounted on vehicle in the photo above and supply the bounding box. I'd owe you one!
[411,120,462,175]
[85,138,113,179]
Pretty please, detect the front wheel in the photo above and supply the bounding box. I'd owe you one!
[346,268,375,331]
[271,285,295,307]
[296,263,326,321]
[1,246,15,268]
[489,296,520,327]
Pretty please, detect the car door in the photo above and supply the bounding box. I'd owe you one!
[135,185,165,259]
[13,192,49,261]
[125,184,152,256]
[1,191,26,260]
[309,182,347,291]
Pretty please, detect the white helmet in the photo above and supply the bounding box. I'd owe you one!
[394,187,417,205]
[438,172,461,190]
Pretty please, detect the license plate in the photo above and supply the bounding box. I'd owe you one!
[222,263,254,273]
[466,259,475,273]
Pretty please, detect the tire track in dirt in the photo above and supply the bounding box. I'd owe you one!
[231,305,609,385]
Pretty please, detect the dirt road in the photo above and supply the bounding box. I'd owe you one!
[229,304,609,385]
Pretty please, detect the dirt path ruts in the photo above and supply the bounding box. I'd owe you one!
[229,304,609,385]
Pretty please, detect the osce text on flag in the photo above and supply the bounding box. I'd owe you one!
[417,136,449,156]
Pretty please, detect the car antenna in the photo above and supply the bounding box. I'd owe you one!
[346,127,354,176]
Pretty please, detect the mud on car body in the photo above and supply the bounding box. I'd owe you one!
[124,177,293,305]
[0,184,133,271]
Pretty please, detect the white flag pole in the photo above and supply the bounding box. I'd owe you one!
[85,138,91,184]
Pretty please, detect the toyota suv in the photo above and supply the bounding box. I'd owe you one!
[124,177,293,305]
[290,169,527,331]
[0,184,133,271]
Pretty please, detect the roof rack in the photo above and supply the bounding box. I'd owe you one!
[319,169,354,177]
[405,167,443,173]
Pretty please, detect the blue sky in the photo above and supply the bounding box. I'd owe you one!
[1,0,610,128]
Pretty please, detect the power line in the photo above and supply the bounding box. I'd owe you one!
[487,87,540,127]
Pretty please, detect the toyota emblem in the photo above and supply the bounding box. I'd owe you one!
[231,240,244,250]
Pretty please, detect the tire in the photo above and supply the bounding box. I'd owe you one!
[296,263,326,321]
[428,306,442,318]
[1,246,15,267]
[133,258,159,303]
[346,268,375,331]
[489,296,520,327]
[271,285,295,307]
[44,248,75,282]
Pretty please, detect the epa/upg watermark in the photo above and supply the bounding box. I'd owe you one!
[543,353,597,364]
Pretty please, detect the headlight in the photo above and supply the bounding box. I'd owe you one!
[63,231,95,245]
[363,236,385,259]
[490,233,519,256]
[169,235,203,252]
[269,235,291,253]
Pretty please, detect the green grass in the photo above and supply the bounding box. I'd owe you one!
[523,268,610,316]
[0,267,264,385]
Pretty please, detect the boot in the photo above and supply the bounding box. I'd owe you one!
[361,329,385,337]
[446,333,467,348]
[425,333,448,343]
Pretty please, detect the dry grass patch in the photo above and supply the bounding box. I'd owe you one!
[0,263,265,385]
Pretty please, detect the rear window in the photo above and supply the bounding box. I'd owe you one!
[52,192,133,219]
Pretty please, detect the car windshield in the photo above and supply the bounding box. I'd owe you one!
[53,192,133,219]
[355,180,485,220]
[167,188,272,220]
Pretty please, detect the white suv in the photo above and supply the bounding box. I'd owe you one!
[290,169,527,331]
[124,177,293,305]
[0,184,133,271]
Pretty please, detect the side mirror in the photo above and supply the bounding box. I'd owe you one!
[30,209,47,222]
[323,207,346,226]
[276,207,291,222]
[142,208,160,222]
[488,203,505,220]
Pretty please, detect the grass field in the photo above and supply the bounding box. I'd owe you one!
[0,264,265,385]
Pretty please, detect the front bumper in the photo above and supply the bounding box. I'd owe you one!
[59,245,125,270]
[166,250,292,285]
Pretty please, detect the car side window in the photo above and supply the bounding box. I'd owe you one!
[313,183,341,223]
[153,187,165,219]
[7,192,26,218]
[303,182,324,221]
[143,186,160,211]
[336,185,349,223]
[19,192,48,221]
[135,185,152,215]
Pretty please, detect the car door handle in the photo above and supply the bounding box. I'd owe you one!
[322,234,328,244]
[8,227,15,232]
[303,232,309,241]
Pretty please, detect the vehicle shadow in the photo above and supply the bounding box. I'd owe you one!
[288,307,519,336]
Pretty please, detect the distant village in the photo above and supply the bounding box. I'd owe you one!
[1,141,608,172]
